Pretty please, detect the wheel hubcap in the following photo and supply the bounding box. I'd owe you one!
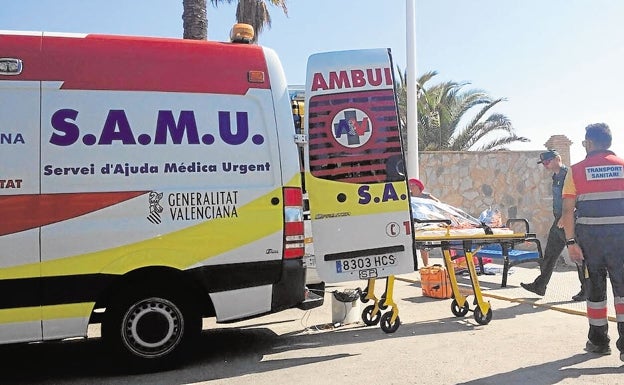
[122,298,184,358]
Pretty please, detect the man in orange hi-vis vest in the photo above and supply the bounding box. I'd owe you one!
[562,123,624,362]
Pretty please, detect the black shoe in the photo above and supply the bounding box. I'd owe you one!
[572,290,586,301]
[520,282,545,296]
[584,340,611,355]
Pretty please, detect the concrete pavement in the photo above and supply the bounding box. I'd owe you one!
[299,253,624,382]
[3,254,623,385]
[416,253,616,320]
[201,253,624,384]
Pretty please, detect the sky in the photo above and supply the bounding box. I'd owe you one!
[3,0,623,163]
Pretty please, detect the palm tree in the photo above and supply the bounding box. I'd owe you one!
[234,0,288,43]
[182,0,208,40]
[183,0,288,43]
[396,69,528,151]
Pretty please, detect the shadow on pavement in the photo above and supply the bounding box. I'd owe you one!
[0,325,360,385]
[0,293,595,384]
[457,353,624,385]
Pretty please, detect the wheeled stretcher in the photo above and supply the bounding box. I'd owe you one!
[359,276,401,333]
[414,218,543,325]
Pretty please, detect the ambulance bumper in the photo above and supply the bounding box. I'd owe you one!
[271,259,323,311]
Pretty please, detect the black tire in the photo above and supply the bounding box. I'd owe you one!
[378,296,388,310]
[380,312,400,333]
[450,299,470,317]
[359,290,369,303]
[474,306,493,325]
[361,305,381,326]
[102,286,200,371]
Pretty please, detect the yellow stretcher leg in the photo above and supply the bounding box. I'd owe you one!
[462,246,493,325]
[379,276,400,333]
[442,241,493,325]
[360,277,401,333]
[442,246,467,307]
[361,278,382,326]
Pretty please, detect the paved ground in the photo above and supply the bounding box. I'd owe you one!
[2,254,623,385]
[428,254,616,320]
[192,254,624,385]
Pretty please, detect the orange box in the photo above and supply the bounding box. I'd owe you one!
[420,264,453,299]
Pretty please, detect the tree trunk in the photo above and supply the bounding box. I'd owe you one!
[182,0,208,40]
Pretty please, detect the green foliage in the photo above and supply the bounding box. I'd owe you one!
[395,69,529,151]
[184,1,288,43]
[213,0,288,43]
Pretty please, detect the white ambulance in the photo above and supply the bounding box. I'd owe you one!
[0,28,414,369]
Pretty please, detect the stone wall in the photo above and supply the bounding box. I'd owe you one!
[413,135,572,247]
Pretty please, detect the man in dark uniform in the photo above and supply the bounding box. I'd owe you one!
[521,150,585,300]
[562,123,624,361]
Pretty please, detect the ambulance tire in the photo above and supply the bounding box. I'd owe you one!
[102,285,201,371]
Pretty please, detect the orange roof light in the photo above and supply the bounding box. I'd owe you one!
[230,23,254,44]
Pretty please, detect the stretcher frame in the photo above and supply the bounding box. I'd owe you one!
[414,218,543,325]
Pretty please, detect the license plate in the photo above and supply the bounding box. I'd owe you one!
[335,254,397,274]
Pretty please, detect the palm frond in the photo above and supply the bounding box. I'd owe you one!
[234,0,288,42]
[394,66,529,152]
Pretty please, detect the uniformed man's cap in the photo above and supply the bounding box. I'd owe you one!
[537,149,559,164]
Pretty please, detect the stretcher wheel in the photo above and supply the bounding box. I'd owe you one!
[450,299,469,317]
[474,306,493,325]
[360,290,369,303]
[362,305,381,326]
[380,312,400,333]
[378,296,388,310]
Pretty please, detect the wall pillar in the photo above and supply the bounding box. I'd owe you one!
[544,135,573,166]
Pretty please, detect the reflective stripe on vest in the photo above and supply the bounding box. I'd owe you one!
[576,191,624,225]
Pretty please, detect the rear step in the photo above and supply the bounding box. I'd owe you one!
[297,288,325,310]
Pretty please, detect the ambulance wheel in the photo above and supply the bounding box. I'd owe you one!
[474,306,493,325]
[380,312,400,333]
[102,286,200,370]
[361,305,381,326]
[450,299,469,317]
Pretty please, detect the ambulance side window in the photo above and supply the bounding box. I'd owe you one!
[307,91,404,184]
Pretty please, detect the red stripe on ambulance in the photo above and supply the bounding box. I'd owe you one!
[0,191,146,236]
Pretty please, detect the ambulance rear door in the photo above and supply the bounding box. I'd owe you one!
[303,48,415,283]
[0,31,43,343]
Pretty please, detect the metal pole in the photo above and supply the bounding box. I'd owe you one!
[406,0,419,178]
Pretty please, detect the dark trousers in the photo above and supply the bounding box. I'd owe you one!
[577,224,624,353]
[533,217,585,291]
